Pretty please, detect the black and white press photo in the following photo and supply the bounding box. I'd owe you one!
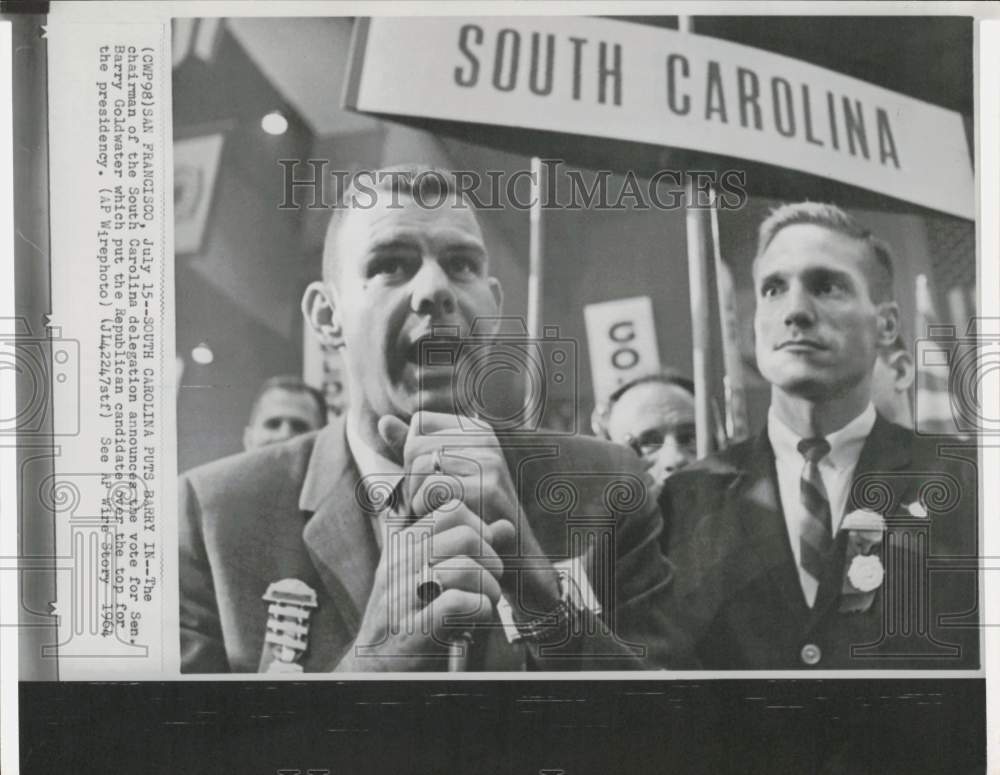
[170,15,981,674]
[9,5,998,774]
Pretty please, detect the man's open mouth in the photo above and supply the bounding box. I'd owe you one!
[404,335,464,367]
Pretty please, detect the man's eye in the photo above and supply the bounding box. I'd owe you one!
[814,279,846,296]
[674,428,697,448]
[444,255,479,277]
[637,431,665,449]
[368,256,411,279]
[264,418,280,430]
[761,282,782,298]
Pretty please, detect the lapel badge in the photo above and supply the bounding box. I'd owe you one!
[260,578,318,673]
[905,499,928,518]
[846,554,885,593]
[838,509,886,612]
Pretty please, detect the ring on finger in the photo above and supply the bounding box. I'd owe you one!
[416,563,444,606]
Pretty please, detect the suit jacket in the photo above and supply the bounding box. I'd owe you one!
[657,415,979,670]
[180,417,674,672]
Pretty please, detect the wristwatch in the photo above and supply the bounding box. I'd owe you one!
[497,556,602,644]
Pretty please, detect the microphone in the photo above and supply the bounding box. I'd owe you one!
[379,412,491,672]
[418,561,475,671]
[258,578,318,673]
[448,631,474,672]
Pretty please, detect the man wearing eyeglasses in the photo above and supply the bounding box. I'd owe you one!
[592,372,698,489]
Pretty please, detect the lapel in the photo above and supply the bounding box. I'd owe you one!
[808,413,913,624]
[844,413,913,512]
[299,416,380,638]
[729,430,812,619]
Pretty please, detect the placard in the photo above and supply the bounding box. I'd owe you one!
[346,16,974,218]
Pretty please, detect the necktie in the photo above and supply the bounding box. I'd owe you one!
[797,436,832,595]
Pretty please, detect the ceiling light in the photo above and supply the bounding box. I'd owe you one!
[191,342,214,365]
[261,111,288,135]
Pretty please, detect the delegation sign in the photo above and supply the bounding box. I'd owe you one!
[345,17,973,219]
[583,296,661,406]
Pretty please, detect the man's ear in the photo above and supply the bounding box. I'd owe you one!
[302,281,344,349]
[888,348,916,392]
[875,301,900,348]
[488,276,504,313]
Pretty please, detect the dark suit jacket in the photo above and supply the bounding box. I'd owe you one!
[180,417,674,672]
[657,415,979,670]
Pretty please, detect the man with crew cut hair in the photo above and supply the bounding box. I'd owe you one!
[655,201,978,670]
[179,165,675,673]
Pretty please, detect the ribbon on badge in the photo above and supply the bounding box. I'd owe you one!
[838,508,886,614]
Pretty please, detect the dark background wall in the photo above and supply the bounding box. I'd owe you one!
[174,27,313,469]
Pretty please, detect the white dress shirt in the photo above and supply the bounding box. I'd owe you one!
[767,403,876,607]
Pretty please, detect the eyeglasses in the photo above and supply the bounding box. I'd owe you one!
[623,425,697,459]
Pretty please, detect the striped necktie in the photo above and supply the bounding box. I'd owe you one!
[797,436,832,594]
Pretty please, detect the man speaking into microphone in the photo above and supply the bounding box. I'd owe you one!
[178,165,674,672]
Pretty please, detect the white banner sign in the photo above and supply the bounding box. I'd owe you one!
[346,16,973,219]
[584,296,661,405]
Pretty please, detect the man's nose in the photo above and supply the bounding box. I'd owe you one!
[782,281,816,329]
[410,260,457,317]
[653,437,693,476]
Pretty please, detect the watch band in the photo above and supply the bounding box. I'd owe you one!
[497,556,602,645]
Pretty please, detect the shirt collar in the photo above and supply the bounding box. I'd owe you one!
[345,415,404,494]
[767,403,876,472]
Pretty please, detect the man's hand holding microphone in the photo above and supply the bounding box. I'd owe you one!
[334,411,562,672]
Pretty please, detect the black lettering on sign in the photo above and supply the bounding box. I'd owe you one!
[843,96,869,159]
[704,60,727,123]
[827,90,840,150]
[737,67,762,130]
[771,76,795,137]
[802,84,824,146]
[569,36,587,101]
[609,321,635,343]
[666,54,690,115]
[612,348,639,370]
[493,28,520,92]
[529,33,555,96]
[598,42,622,106]
[876,108,901,168]
[454,24,483,87]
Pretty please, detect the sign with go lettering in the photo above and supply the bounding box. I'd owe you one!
[584,296,661,405]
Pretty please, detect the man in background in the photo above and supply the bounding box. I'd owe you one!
[592,372,698,488]
[870,334,915,428]
[242,375,327,450]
